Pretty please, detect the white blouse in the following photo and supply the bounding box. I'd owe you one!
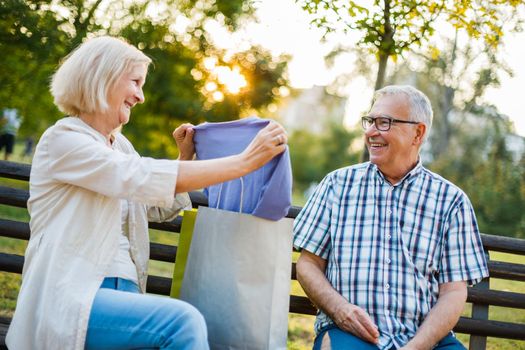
[104,200,139,283]
[7,117,191,350]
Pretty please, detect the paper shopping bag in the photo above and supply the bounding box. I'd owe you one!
[179,205,293,350]
[170,210,197,298]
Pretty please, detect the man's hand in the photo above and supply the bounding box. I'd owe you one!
[333,302,380,344]
[173,123,195,160]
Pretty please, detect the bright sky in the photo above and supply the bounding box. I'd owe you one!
[243,0,525,136]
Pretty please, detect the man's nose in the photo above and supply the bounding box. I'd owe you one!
[364,122,380,137]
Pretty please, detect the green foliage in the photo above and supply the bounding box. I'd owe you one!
[298,0,524,90]
[0,0,289,158]
[429,112,525,237]
[289,122,360,193]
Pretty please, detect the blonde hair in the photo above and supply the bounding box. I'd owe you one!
[51,36,151,116]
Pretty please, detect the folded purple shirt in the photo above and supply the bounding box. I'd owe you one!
[193,116,292,221]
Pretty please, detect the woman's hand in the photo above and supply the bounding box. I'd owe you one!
[240,121,287,172]
[173,123,195,161]
[174,120,288,194]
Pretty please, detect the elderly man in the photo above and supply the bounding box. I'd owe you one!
[294,85,488,350]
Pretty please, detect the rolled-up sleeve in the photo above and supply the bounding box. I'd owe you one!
[46,126,179,208]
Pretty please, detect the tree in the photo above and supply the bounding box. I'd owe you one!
[299,0,523,91]
[388,30,513,160]
[0,0,290,158]
[429,108,525,237]
[289,122,360,197]
[298,0,525,160]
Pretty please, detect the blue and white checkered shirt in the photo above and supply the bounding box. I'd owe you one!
[293,161,489,349]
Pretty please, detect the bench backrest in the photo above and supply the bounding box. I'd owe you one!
[0,160,524,350]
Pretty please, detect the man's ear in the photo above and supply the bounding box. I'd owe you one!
[413,123,426,145]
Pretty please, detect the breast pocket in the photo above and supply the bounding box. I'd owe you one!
[401,220,443,279]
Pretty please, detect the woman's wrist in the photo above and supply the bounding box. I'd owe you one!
[233,153,255,177]
[177,153,194,161]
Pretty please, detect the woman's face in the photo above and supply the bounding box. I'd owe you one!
[106,63,147,129]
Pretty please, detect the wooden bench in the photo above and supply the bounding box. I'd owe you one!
[0,160,524,349]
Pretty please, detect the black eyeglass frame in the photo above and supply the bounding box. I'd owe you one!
[361,114,420,131]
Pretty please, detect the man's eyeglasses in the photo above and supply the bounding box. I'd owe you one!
[361,114,419,131]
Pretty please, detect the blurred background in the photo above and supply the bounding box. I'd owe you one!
[1,0,525,348]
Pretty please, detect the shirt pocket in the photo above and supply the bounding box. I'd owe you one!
[400,219,443,279]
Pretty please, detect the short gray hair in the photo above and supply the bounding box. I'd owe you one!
[374,85,433,141]
[51,36,151,116]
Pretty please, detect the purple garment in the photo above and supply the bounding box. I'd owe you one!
[193,116,292,221]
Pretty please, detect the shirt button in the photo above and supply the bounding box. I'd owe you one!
[385,283,390,289]
[386,258,391,264]
[387,234,391,239]
[387,209,392,214]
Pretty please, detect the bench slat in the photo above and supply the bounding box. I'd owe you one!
[468,288,525,309]
[454,317,525,340]
[481,233,525,255]
[0,316,10,350]
[0,253,23,274]
[488,261,525,281]
[0,219,29,240]
[0,161,30,180]
[2,252,525,310]
[148,217,182,233]
[0,187,28,208]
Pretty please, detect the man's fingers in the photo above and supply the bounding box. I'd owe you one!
[357,312,379,338]
[351,320,379,344]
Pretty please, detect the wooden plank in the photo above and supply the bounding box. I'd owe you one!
[0,161,30,180]
[0,253,23,274]
[150,243,177,263]
[481,233,525,255]
[455,317,525,340]
[0,161,303,217]
[0,219,29,240]
[290,295,317,315]
[0,186,28,208]
[0,316,10,350]
[468,287,525,309]
[488,261,525,281]
[148,216,183,233]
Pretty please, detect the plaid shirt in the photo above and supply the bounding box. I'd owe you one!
[293,161,488,349]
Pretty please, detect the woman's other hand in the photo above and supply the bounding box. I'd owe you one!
[241,121,287,172]
[173,123,195,160]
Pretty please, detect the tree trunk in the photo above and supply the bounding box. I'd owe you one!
[432,30,458,160]
[362,0,394,162]
[361,53,390,162]
[375,53,389,91]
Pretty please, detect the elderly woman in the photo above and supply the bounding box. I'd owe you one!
[6,36,287,350]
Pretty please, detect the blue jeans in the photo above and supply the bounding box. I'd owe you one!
[313,324,466,350]
[85,277,209,350]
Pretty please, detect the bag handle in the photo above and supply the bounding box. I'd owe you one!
[216,177,244,213]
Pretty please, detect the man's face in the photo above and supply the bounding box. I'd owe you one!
[364,94,423,179]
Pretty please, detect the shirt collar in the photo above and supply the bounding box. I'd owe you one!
[369,159,423,186]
